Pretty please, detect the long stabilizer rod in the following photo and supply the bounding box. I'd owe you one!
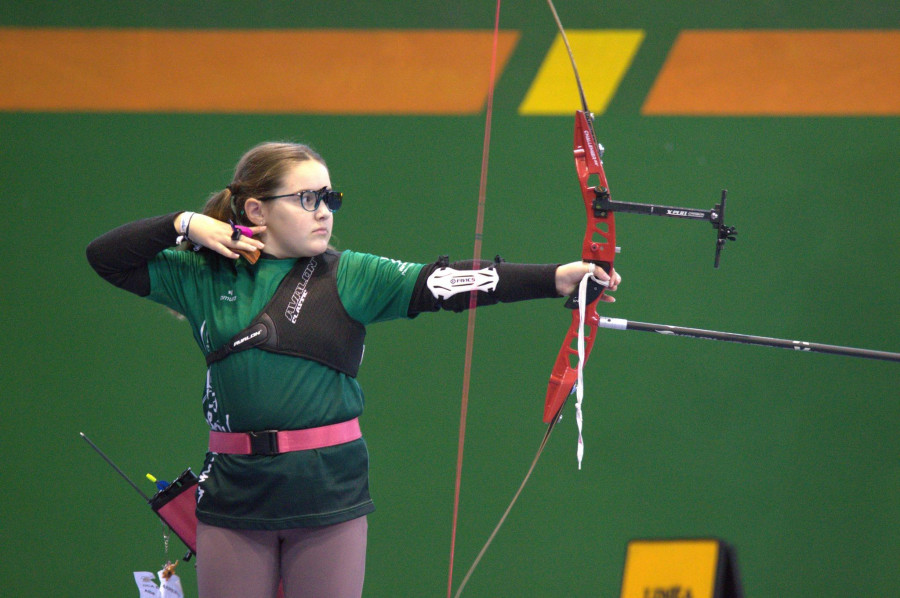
[597,317,900,363]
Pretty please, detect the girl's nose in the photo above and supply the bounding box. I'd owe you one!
[315,199,332,218]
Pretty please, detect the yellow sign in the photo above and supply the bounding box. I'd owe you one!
[620,539,722,598]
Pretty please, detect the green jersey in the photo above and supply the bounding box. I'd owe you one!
[148,249,424,529]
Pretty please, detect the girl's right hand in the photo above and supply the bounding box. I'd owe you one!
[174,212,266,259]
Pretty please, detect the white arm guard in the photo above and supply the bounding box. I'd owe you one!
[426,266,500,300]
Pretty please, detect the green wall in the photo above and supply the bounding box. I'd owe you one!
[2,2,897,596]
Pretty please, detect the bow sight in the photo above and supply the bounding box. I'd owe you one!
[592,186,738,268]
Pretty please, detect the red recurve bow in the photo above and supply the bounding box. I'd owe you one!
[456,2,899,593]
[542,0,737,429]
[450,2,737,595]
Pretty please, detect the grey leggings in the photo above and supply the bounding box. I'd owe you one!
[196,516,367,598]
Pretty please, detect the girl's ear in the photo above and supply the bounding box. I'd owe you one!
[243,198,266,225]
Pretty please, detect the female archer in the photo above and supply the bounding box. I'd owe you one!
[86,141,620,598]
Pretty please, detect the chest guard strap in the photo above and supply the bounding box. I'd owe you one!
[205,250,366,377]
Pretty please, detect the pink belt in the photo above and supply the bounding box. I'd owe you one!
[209,418,361,456]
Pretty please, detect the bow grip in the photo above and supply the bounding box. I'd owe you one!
[563,262,610,310]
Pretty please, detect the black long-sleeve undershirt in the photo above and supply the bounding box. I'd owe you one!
[86,214,562,311]
[86,213,181,297]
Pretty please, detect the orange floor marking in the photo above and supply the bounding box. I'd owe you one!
[643,30,900,115]
[0,28,519,114]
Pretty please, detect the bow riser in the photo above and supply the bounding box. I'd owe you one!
[542,110,615,424]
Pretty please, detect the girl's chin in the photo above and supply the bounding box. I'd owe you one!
[305,238,331,255]
[275,236,331,259]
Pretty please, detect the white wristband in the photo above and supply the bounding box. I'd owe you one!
[179,211,195,235]
[176,211,197,245]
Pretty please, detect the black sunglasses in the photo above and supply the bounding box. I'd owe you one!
[258,187,342,212]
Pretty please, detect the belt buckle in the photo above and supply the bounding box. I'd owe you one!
[248,430,279,456]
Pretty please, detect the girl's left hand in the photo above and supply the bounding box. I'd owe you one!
[555,261,621,302]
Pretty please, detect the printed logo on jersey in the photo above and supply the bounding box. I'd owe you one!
[219,289,238,302]
[285,257,318,324]
[379,256,413,275]
[200,320,213,353]
[203,368,231,432]
[196,454,216,504]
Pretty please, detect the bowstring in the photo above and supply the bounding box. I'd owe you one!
[449,1,596,594]
[452,414,565,598]
[446,1,503,596]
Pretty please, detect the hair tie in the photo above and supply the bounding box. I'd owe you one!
[226,184,245,216]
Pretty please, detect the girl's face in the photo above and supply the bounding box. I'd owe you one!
[258,160,334,258]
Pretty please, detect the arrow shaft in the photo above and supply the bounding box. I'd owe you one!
[80,432,150,501]
[598,317,900,362]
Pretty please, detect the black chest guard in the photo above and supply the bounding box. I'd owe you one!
[205,250,366,377]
